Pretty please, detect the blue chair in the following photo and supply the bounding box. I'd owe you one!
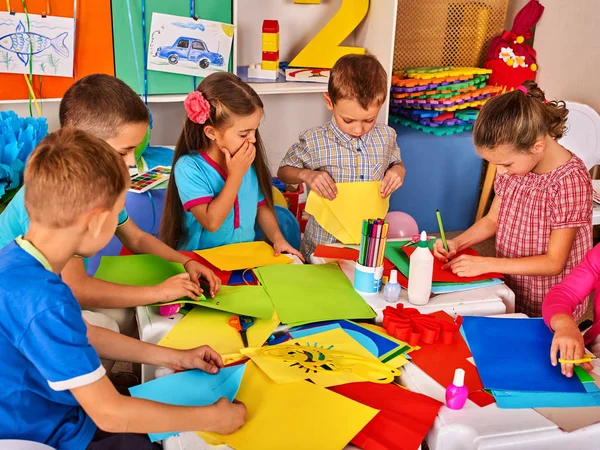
[255,205,301,251]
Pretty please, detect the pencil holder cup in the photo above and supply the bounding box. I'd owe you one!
[354,262,384,294]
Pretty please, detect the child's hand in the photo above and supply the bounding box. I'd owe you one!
[273,238,305,262]
[222,141,255,179]
[381,166,405,198]
[550,314,592,377]
[303,170,337,200]
[171,345,224,374]
[184,260,222,297]
[208,398,247,435]
[443,254,490,277]
[157,273,203,303]
[433,239,457,263]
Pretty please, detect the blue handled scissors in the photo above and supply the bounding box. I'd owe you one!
[228,315,255,347]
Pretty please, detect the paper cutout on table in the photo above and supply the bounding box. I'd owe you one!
[254,263,376,326]
[195,241,292,271]
[203,361,379,450]
[305,182,390,244]
[150,285,274,319]
[330,382,443,450]
[240,329,399,387]
[147,13,234,78]
[158,307,280,354]
[129,365,245,442]
[409,311,494,407]
[0,12,75,77]
[462,317,586,393]
[383,304,460,347]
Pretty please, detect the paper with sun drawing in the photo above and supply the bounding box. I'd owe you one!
[147,13,234,78]
[0,12,74,77]
[240,328,400,387]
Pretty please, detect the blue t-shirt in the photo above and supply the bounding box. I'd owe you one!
[174,151,266,251]
[0,239,104,449]
[0,187,129,248]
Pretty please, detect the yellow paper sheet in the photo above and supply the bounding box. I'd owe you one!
[158,307,280,355]
[305,181,390,244]
[194,241,292,271]
[202,361,378,450]
[240,328,399,387]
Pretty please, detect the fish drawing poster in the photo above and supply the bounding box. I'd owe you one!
[147,13,234,78]
[0,12,75,77]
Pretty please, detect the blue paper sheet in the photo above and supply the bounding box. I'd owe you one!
[492,389,600,409]
[461,317,586,393]
[129,365,245,442]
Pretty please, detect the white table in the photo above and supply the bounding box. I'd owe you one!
[399,313,600,450]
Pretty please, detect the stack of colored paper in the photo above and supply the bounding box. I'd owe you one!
[461,317,600,408]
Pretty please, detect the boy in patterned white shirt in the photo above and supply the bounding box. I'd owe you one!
[278,54,406,260]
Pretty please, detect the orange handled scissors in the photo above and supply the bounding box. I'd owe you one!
[228,315,254,348]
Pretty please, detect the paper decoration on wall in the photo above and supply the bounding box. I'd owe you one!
[147,13,233,78]
[0,12,74,77]
[240,329,399,387]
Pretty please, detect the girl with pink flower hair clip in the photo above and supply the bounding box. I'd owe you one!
[161,72,303,261]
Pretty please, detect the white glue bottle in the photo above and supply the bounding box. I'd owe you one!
[408,231,433,306]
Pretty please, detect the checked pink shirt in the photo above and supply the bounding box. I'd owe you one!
[494,153,593,318]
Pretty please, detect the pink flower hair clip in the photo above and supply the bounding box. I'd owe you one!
[184,91,211,124]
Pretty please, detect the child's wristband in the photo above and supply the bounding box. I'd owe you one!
[183,258,195,269]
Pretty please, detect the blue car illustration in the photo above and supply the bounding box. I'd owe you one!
[155,37,224,69]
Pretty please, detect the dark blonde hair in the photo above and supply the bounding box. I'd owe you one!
[59,74,150,140]
[160,72,273,249]
[328,54,388,109]
[473,80,569,152]
[24,127,130,228]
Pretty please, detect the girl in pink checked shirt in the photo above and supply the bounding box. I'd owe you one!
[433,80,593,318]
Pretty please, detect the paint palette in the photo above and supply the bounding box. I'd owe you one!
[129,166,171,194]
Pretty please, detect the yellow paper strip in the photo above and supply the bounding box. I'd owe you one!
[195,241,292,271]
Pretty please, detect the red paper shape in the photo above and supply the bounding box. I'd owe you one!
[408,311,495,407]
[401,247,504,283]
[329,382,442,450]
[382,304,460,347]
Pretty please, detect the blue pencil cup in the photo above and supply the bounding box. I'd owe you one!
[353,262,384,294]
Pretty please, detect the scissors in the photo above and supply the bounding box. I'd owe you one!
[228,315,255,347]
[402,234,433,247]
[199,279,213,299]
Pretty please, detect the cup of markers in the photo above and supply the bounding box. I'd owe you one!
[354,218,388,294]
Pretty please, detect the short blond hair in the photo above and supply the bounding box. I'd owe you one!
[24,127,130,228]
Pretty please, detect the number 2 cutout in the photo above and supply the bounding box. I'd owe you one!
[289,0,369,69]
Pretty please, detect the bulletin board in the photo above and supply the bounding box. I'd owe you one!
[0,0,114,100]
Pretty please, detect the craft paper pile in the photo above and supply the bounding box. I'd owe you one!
[389,66,501,136]
[254,263,376,326]
[194,241,292,271]
[461,316,600,408]
[305,182,390,245]
[0,111,48,200]
[94,254,274,318]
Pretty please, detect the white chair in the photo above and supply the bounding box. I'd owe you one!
[0,441,54,450]
[559,101,600,225]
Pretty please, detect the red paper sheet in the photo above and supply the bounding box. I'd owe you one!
[408,311,495,407]
[402,247,504,283]
[329,382,442,450]
[313,245,409,287]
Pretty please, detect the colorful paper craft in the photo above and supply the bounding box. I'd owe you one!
[240,329,399,387]
[203,361,379,450]
[329,382,443,450]
[254,263,376,326]
[195,241,292,271]
[158,307,280,354]
[461,317,586,393]
[305,182,390,245]
[129,365,245,442]
[409,311,494,407]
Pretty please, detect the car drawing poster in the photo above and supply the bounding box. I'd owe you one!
[0,12,75,77]
[147,13,234,78]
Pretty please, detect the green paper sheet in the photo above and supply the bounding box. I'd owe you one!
[94,255,274,319]
[112,0,232,95]
[254,263,376,326]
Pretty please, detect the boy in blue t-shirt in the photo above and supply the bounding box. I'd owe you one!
[0,128,246,449]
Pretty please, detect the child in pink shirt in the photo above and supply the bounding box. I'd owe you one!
[543,244,600,378]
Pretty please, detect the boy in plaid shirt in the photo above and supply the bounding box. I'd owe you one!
[278,54,406,260]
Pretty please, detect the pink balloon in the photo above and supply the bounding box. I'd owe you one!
[384,211,419,239]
